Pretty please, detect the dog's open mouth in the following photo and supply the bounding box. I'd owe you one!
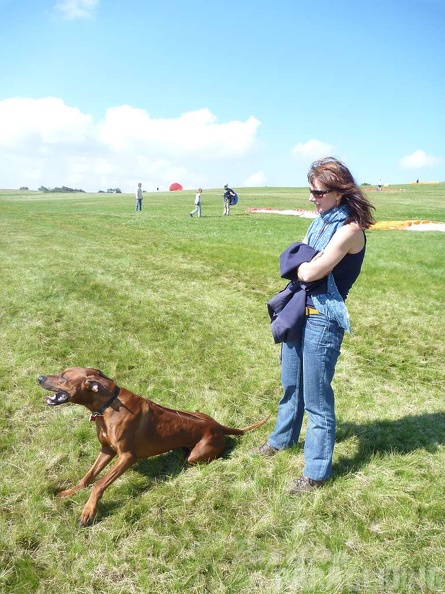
[45,392,70,406]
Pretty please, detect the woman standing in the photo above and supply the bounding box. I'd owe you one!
[254,157,375,493]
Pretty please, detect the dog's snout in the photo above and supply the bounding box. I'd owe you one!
[38,375,45,385]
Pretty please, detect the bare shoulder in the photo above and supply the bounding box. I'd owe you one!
[332,222,365,254]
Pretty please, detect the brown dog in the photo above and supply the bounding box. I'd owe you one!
[38,367,268,525]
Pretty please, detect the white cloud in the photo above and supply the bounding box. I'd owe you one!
[55,0,99,19]
[0,97,93,146]
[398,150,441,169]
[0,97,261,192]
[243,171,267,187]
[291,139,337,162]
[98,106,260,158]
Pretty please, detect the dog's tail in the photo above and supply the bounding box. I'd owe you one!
[222,415,270,436]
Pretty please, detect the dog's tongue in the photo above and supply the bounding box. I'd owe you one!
[46,392,70,406]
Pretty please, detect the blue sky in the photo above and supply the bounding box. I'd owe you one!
[1,0,443,192]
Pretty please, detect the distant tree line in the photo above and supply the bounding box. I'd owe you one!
[20,186,124,193]
[38,186,85,193]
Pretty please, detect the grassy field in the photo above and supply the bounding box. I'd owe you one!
[1,184,444,593]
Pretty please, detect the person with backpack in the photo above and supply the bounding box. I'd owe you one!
[223,184,237,216]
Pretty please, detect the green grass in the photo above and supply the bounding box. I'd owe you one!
[1,184,444,593]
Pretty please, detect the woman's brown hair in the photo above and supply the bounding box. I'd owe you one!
[308,157,376,228]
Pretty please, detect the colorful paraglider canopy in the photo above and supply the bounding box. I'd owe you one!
[169,183,183,191]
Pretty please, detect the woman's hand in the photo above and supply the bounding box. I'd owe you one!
[297,224,364,283]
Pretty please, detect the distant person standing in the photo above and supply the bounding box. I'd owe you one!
[223,184,235,216]
[377,179,383,192]
[135,182,143,211]
[190,188,202,218]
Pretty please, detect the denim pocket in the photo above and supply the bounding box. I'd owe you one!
[305,314,344,353]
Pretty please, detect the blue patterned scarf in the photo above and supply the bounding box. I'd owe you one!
[306,204,351,332]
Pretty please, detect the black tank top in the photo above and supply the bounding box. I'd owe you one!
[332,233,366,300]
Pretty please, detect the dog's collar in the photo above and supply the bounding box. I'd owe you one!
[89,385,120,421]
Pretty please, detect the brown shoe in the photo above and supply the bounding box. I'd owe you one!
[289,475,325,494]
[251,442,279,457]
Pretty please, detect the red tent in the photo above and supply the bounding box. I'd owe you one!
[169,182,183,191]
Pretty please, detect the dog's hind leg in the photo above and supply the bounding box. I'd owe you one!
[186,435,226,464]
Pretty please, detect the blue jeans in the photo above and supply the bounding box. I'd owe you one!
[268,313,344,481]
[190,204,201,217]
[136,199,142,211]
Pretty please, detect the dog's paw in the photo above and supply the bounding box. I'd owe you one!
[79,515,94,527]
[79,504,97,527]
[57,486,79,498]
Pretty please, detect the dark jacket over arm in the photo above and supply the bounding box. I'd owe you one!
[267,242,327,344]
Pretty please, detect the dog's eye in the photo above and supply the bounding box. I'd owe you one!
[60,376,67,383]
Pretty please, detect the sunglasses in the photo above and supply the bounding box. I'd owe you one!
[309,189,332,197]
